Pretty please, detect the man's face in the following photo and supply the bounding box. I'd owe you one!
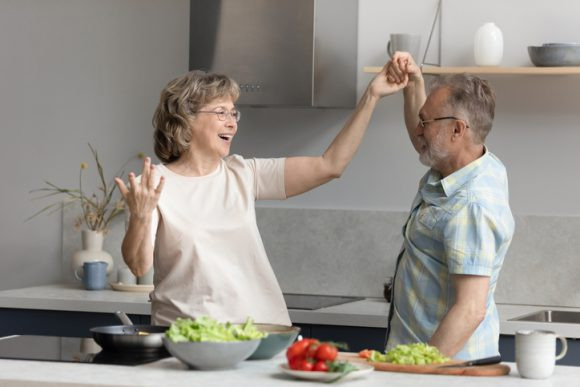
[416,88,454,169]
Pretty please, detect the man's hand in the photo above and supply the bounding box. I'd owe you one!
[386,51,423,86]
[368,61,408,99]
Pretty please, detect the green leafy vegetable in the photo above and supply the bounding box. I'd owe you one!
[369,343,450,365]
[325,361,358,383]
[165,316,267,343]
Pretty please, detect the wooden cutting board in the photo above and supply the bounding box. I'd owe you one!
[338,353,511,377]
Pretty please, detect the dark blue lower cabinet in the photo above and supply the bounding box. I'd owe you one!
[4,307,579,367]
[292,323,387,353]
[499,334,580,366]
[0,308,148,338]
[292,323,311,339]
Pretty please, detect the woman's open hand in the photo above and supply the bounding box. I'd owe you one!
[114,157,164,219]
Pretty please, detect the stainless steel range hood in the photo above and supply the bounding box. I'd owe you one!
[189,0,358,108]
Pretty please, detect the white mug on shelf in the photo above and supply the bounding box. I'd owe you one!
[515,330,567,379]
[387,33,421,62]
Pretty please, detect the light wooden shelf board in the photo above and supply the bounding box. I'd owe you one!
[363,66,580,75]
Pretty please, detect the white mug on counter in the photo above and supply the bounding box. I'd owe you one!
[137,267,154,285]
[117,267,136,285]
[515,330,567,379]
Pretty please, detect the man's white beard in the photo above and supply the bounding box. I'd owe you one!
[418,131,449,168]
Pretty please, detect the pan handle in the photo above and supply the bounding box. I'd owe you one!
[115,310,135,326]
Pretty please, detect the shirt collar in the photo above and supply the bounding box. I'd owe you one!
[439,146,489,197]
[422,146,489,198]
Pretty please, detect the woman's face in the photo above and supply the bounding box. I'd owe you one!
[189,97,238,159]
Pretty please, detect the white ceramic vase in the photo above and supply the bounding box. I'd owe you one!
[71,230,114,277]
[474,22,503,66]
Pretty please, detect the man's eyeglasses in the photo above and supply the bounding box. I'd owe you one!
[418,116,469,128]
[195,109,241,122]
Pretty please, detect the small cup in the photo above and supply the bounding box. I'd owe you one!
[515,330,567,379]
[137,267,154,285]
[75,261,108,291]
[117,267,137,285]
[387,33,422,62]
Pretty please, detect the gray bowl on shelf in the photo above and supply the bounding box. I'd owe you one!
[162,337,260,370]
[528,44,580,66]
[248,324,301,360]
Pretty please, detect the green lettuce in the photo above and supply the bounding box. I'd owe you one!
[369,343,450,365]
[165,316,267,343]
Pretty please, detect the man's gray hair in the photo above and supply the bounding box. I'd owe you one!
[429,74,496,144]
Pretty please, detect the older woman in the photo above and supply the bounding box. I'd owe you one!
[115,68,402,326]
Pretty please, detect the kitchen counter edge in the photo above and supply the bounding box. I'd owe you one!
[1,284,579,337]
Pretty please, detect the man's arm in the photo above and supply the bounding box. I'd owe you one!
[428,274,489,357]
[386,52,427,153]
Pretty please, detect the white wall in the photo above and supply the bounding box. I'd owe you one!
[1,0,579,290]
[0,0,189,290]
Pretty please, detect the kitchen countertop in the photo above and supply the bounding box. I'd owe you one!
[1,284,580,337]
[0,355,579,386]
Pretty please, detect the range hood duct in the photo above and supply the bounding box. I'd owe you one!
[189,0,359,108]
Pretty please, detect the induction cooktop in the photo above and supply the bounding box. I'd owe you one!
[283,293,364,310]
[0,335,169,366]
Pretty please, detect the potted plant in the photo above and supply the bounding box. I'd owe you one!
[29,143,142,275]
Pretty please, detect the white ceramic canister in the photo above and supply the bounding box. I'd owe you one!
[71,230,114,277]
[474,22,503,66]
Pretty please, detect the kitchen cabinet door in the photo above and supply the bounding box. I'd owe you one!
[309,324,387,352]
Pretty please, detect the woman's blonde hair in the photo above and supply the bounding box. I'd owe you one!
[153,70,240,163]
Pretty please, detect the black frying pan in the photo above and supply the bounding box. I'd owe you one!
[91,311,168,352]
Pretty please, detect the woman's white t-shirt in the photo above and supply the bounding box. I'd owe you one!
[145,154,291,326]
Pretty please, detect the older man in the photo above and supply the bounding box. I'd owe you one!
[384,52,515,360]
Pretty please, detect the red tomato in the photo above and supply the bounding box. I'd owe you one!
[315,343,338,361]
[313,360,329,372]
[358,349,372,359]
[305,342,319,360]
[296,359,314,371]
[288,356,305,370]
[286,338,319,361]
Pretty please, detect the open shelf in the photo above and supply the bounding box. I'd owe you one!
[363,66,580,75]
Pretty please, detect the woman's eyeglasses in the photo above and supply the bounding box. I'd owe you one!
[195,109,241,122]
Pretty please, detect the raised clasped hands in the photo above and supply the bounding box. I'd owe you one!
[369,52,423,99]
[385,51,422,87]
[114,157,165,219]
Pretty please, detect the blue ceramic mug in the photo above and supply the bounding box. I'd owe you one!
[75,261,108,290]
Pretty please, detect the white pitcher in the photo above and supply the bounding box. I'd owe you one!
[474,22,503,66]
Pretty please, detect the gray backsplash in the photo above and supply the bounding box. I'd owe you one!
[494,214,580,307]
[63,206,580,307]
[255,207,406,298]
